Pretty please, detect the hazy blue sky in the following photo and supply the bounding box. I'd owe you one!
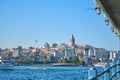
[0,0,119,50]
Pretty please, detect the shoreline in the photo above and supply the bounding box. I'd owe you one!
[18,63,78,66]
[16,63,104,67]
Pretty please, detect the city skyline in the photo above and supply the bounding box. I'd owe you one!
[0,0,119,50]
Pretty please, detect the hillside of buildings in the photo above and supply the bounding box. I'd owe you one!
[0,35,119,66]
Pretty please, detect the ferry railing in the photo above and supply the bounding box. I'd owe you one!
[88,60,120,80]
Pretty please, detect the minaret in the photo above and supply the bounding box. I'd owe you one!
[70,34,75,47]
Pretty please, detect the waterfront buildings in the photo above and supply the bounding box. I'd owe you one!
[0,35,119,65]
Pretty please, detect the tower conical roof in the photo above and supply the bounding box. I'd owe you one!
[70,34,75,47]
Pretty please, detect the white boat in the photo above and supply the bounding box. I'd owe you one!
[94,62,105,67]
[0,59,14,70]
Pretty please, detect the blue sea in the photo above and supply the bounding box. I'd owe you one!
[0,66,103,80]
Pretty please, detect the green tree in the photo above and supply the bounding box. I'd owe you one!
[79,60,85,65]
[71,56,79,65]
[44,55,47,59]
[23,59,31,64]
[34,60,40,64]
[62,58,68,63]
[43,59,51,64]
[31,53,38,57]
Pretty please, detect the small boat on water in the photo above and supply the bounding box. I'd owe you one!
[0,57,14,70]
[94,62,105,67]
[52,63,76,66]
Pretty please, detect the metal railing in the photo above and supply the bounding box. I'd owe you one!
[88,60,120,80]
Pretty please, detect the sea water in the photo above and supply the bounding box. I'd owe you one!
[0,66,103,80]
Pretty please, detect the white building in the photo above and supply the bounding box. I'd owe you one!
[83,48,89,57]
[116,51,120,60]
[58,43,68,50]
[83,48,94,64]
[52,51,64,58]
[51,50,65,62]
[83,48,94,57]
[64,48,75,61]
[13,49,20,57]
[109,51,117,60]
[95,50,109,62]
[0,56,2,63]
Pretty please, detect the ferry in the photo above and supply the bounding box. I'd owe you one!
[0,57,14,70]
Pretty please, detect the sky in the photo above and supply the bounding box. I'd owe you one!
[0,0,119,50]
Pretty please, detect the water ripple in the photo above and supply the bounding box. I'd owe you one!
[0,66,103,80]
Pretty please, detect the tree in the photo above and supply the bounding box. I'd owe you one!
[31,53,38,57]
[71,56,79,65]
[62,58,68,63]
[23,59,31,64]
[34,60,40,64]
[43,59,51,64]
[79,60,85,65]
[44,55,47,59]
